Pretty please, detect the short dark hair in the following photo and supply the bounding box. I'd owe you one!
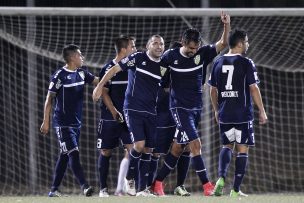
[182,28,202,45]
[114,35,136,54]
[228,29,247,49]
[62,44,80,63]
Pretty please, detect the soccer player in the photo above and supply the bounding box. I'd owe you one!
[208,29,267,197]
[148,41,192,196]
[40,44,99,197]
[93,35,165,197]
[151,11,231,196]
[97,35,136,197]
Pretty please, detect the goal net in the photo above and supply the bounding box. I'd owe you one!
[0,7,303,195]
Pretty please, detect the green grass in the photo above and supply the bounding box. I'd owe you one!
[0,194,304,203]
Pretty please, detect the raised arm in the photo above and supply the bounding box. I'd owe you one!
[210,86,219,123]
[215,11,231,53]
[92,64,122,102]
[250,84,268,124]
[40,92,56,135]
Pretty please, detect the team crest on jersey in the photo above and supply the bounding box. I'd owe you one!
[194,55,200,65]
[78,71,85,80]
[160,66,167,76]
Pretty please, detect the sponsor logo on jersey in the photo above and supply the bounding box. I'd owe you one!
[67,75,71,79]
[142,61,146,65]
[127,58,135,67]
[174,60,178,64]
[194,55,200,65]
[55,79,62,89]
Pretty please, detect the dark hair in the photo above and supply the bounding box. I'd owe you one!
[228,29,247,49]
[169,41,182,49]
[62,44,80,63]
[114,35,136,54]
[181,28,201,45]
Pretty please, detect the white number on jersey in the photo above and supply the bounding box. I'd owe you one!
[222,65,234,90]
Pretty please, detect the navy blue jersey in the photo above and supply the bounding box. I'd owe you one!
[99,60,128,120]
[208,54,260,124]
[161,45,217,110]
[156,88,175,128]
[48,66,95,128]
[118,52,162,115]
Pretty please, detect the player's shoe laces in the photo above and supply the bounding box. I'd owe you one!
[213,177,225,196]
[230,189,248,197]
[99,188,109,197]
[202,182,214,196]
[151,180,165,196]
[174,185,191,196]
[125,178,136,196]
[48,190,62,197]
[136,188,156,197]
[83,186,94,197]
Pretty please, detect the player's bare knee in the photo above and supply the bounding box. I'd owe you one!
[223,144,234,150]
[189,139,202,156]
[236,144,249,153]
[134,140,145,152]
[171,142,183,157]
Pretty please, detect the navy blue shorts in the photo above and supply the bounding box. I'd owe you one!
[153,125,176,154]
[55,127,80,154]
[124,110,157,149]
[97,119,132,150]
[170,108,201,144]
[219,121,255,146]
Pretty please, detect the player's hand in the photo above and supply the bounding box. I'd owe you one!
[221,11,230,25]
[40,121,49,135]
[112,111,124,123]
[259,110,268,124]
[92,85,103,102]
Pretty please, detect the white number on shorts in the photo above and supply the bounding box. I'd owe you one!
[97,138,102,148]
[59,141,67,153]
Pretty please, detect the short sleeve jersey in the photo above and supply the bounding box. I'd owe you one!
[48,66,95,128]
[99,60,128,120]
[208,54,259,123]
[161,45,217,110]
[118,52,162,115]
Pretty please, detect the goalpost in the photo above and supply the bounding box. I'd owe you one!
[0,7,303,195]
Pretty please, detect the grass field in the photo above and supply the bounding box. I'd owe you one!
[1,194,304,203]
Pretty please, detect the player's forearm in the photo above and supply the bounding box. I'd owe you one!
[250,85,266,113]
[43,94,53,122]
[210,87,219,112]
[216,21,230,52]
[97,65,121,89]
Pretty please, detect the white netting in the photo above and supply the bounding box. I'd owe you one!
[0,8,303,195]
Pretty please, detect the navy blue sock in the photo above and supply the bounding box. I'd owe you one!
[148,155,159,187]
[156,153,179,181]
[68,150,87,188]
[98,154,111,189]
[218,147,232,178]
[176,151,190,187]
[192,155,209,185]
[138,153,151,191]
[51,153,69,192]
[126,148,141,181]
[233,153,248,192]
